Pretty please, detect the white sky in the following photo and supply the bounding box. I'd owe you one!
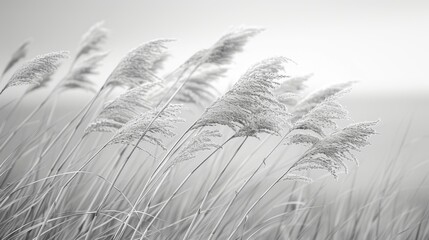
[1,0,429,94]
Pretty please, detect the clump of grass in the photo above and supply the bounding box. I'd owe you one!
[0,22,426,240]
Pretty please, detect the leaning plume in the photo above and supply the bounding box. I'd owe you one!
[104,39,173,89]
[288,121,378,179]
[171,28,263,82]
[204,27,263,65]
[109,104,183,150]
[291,81,354,123]
[286,91,349,147]
[155,27,261,105]
[187,28,263,67]
[60,52,109,92]
[284,83,378,181]
[173,67,228,106]
[1,51,69,93]
[58,22,109,92]
[25,71,54,93]
[275,74,312,107]
[192,57,290,138]
[169,129,221,167]
[2,39,32,77]
[85,82,162,133]
[75,21,108,62]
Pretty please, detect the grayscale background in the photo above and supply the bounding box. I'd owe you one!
[1,0,428,208]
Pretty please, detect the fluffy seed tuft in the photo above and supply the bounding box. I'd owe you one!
[86,82,162,133]
[75,21,108,61]
[192,57,290,139]
[105,39,173,89]
[289,120,379,179]
[2,39,32,76]
[3,51,69,91]
[169,129,222,167]
[109,104,183,150]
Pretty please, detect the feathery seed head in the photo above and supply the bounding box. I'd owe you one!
[108,104,183,150]
[174,67,228,106]
[286,89,349,147]
[204,28,264,65]
[283,174,313,183]
[75,21,108,61]
[290,120,378,179]
[25,72,53,93]
[193,57,290,138]
[179,28,263,77]
[296,97,348,130]
[286,133,321,146]
[275,74,312,107]
[2,39,32,76]
[60,51,109,92]
[169,129,222,167]
[4,51,69,90]
[291,81,354,122]
[105,39,174,88]
[275,74,311,95]
[85,82,162,133]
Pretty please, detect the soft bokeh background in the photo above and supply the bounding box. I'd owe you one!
[1,0,428,199]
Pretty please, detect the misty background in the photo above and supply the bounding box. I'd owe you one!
[1,0,428,200]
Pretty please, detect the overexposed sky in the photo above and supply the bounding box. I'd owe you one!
[1,0,429,94]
